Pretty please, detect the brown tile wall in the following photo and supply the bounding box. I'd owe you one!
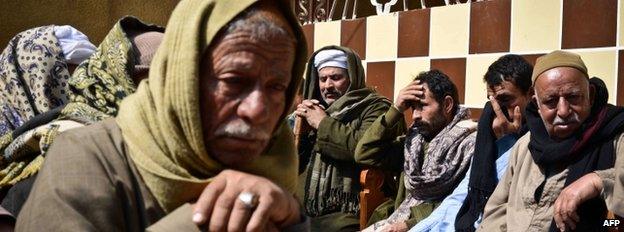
[302,24,315,59]
[341,18,367,59]
[430,58,467,104]
[562,0,617,49]
[366,61,396,101]
[469,0,511,54]
[398,9,430,57]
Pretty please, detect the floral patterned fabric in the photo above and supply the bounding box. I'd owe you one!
[0,26,71,135]
[0,17,164,189]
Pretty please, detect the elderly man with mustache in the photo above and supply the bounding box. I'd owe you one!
[478,50,624,232]
[294,45,392,231]
[16,0,311,231]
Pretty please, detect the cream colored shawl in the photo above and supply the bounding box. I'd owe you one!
[116,0,307,212]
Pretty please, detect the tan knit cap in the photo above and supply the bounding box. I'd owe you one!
[532,50,588,82]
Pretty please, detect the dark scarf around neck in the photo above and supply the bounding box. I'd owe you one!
[455,101,528,232]
[526,77,624,231]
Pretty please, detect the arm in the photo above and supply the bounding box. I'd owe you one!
[16,131,128,231]
[602,133,624,216]
[477,144,519,231]
[315,100,393,161]
[354,106,407,170]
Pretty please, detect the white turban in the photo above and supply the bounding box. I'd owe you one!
[314,49,347,71]
[54,25,97,65]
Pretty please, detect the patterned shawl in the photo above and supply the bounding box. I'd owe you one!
[0,17,163,188]
[116,0,308,212]
[366,107,477,231]
[0,26,71,135]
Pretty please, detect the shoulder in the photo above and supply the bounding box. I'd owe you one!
[44,119,128,179]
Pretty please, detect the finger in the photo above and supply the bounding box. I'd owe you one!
[303,101,316,107]
[489,96,507,121]
[512,106,522,129]
[553,199,564,231]
[246,193,273,232]
[192,177,227,225]
[401,90,425,97]
[227,194,254,232]
[208,188,238,232]
[310,99,320,105]
[293,110,306,117]
[402,84,424,92]
[400,95,422,103]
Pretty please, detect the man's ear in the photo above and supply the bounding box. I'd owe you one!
[444,95,454,115]
[589,83,595,103]
[532,94,539,109]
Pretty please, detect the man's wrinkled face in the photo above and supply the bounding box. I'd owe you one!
[200,24,295,167]
[318,66,350,105]
[411,83,449,141]
[487,80,531,120]
[534,67,592,141]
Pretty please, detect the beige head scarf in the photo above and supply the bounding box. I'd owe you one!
[115,0,307,212]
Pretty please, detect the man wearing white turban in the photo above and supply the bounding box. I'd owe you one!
[295,45,392,231]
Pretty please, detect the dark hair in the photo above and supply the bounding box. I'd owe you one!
[483,54,533,93]
[414,69,459,115]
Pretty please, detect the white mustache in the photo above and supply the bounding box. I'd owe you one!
[214,119,270,140]
[553,112,580,125]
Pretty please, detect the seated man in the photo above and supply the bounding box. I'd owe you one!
[17,0,309,231]
[295,45,392,231]
[357,70,477,232]
[478,50,624,232]
[409,55,533,232]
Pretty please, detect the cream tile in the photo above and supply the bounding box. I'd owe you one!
[366,14,399,60]
[313,21,341,50]
[576,50,618,104]
[465,55,500,108]
[394,58,430,101]
[430,4,470,57]
[511,0,561,52]
[620,0,624,46]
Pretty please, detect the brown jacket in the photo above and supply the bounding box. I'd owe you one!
[477,132,619,232]
[16,119,199,231]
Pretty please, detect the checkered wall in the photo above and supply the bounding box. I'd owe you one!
[302,0,623,120]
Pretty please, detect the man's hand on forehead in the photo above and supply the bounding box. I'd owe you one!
[395,79,426,112]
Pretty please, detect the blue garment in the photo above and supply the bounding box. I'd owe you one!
[409,135,517,232]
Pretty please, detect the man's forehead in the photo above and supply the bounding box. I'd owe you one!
[318,67,347,75]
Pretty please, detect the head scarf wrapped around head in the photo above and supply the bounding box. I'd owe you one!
[0,26,74,135]
[116,0,307,212]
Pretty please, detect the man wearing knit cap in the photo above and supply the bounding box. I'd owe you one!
[479,50,624,232]
[295,45,392,231]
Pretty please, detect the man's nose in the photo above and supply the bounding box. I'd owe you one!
[237,89,269,124]
[411,109,421,122]
[556,97,571,119]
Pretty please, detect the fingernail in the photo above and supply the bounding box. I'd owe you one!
[192,213,204,223]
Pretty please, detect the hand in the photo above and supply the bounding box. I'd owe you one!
[382,222,409,232]
[490,96,522,139]
[191,169,301,232]
[394,80,424,112]
[294,99,327,130]
[553,172,603,232]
